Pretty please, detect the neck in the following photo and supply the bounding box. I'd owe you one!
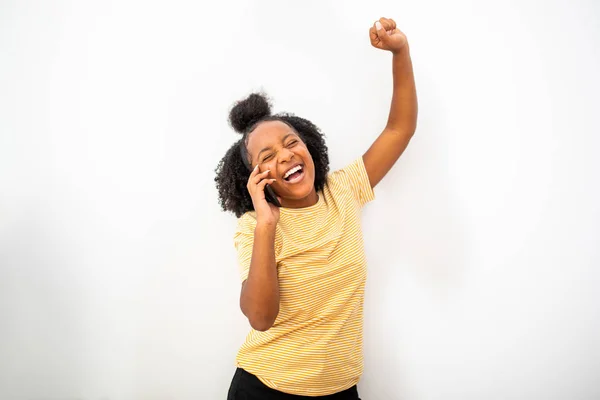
[280,188,319,209]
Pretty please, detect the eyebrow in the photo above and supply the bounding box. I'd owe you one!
[256,133,297,161]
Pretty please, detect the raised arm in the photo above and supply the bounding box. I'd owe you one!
[363,17,418,188]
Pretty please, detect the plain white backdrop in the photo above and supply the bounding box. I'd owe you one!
[1,0,599,399]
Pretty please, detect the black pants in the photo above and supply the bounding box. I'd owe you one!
[227,368,362,400]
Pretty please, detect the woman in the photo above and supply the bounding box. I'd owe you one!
[215,17,418,399]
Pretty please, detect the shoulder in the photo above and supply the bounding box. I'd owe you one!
[325,157,367,191]
[325,156,375,207]
[235,211,257,235]
[327,157,368,184]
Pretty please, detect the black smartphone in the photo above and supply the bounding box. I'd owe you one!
[264,184,281,207]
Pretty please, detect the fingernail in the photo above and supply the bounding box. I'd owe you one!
[376,21,383,30]
[254,165,258,170]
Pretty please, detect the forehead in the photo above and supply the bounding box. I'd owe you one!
[246,120,298,151]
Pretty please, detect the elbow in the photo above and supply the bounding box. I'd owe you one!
[385,125,417,139]
[240,285,279,332]
[244,308,279,332]
[249,317,276,332]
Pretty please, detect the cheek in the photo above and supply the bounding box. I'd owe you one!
[302,151,315,174]
[298,146,312,163]
[265,160,278,176]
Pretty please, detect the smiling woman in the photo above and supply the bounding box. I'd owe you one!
[246,120,318,208]
[214,16,417,400]
[215,93,330,217]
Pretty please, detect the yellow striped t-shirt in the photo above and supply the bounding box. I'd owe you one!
[233,156,375,396]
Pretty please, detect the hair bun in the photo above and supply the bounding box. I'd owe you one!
[229,92,272,134]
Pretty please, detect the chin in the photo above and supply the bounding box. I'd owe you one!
[292,183,316,199]
[279,180,313,199]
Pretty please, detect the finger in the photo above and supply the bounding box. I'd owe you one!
[369,26,377,41]
[387,18,397,30]
[247,165,258,188]
[253,169,271,184]
[369,27,380,46]
[380,18,395,36]
[370,23,381,46]
[380,17,394,31]
[375,21,389,44]
[385,18,397,36]
[381,17,395,31]
[257,178,277,191]
[378,17,388,31]
[249,164,259,179]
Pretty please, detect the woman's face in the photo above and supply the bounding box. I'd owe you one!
[246,120,317,206]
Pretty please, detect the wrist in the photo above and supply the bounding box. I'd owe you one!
[392,43,410,57]
[255,222,277,234]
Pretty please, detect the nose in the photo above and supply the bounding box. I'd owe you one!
[278,147,294,164]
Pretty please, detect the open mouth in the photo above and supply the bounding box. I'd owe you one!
[283,164,304,183]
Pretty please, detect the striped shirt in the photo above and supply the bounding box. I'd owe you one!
[233,156,375,396]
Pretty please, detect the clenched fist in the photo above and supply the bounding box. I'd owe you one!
[369,17,408,54]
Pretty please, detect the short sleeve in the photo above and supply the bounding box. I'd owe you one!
[233,213,257,282]
[331,156,375,208]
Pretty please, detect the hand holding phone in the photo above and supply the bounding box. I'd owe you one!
[247,165,281,225]
[246,163,281,208]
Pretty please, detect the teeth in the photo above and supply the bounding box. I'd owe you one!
[284,165,302,179]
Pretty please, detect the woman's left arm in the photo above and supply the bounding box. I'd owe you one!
[363,17,418,189]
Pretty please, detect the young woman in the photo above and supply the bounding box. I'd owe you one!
[215,17,418,400]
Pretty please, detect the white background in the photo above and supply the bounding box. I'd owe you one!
[1,0,599,399]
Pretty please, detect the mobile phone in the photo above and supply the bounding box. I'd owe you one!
[263,184,281,207]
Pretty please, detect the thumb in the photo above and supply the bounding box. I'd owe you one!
[375,21,388,43]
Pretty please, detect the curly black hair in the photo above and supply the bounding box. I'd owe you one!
[215,92,330,218]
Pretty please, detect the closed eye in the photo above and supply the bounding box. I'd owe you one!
[286,140,298,148]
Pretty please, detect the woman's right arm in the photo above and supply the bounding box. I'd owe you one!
[240,222,279,331]
[240,165,281,331]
